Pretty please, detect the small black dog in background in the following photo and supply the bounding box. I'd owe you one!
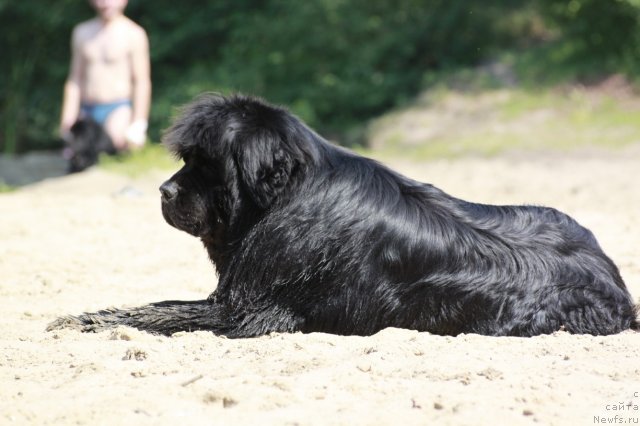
[65,118,116,173]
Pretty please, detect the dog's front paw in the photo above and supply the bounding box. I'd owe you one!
[46,314,105,333]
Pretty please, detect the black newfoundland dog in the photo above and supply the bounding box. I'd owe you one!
[48,94,638,337]
[65,118,116,173]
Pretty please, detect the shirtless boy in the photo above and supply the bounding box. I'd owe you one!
[60,0,151,151]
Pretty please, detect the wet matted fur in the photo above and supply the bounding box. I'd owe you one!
[48,94,638,337]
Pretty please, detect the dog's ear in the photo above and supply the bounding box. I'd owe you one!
[236,132,296,209]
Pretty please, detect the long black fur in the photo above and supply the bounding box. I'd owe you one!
[48,94,638,337]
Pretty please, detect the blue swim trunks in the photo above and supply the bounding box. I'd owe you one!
[80,100,132,125]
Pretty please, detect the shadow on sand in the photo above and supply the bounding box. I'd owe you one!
[0,152,68,188]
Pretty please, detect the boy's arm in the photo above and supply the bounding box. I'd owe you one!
[126,26,152,146]
[60,27,84,139]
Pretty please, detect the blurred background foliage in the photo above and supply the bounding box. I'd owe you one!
[1,0,639,153]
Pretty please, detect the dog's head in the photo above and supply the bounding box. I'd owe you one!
[66,118,114,173]
[67,118,102,173]
[160,94,321,246]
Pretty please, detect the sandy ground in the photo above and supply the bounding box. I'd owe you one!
[1,151,639,426]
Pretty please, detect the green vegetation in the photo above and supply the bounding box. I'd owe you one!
[1,0,640,153]
[365,78,640,160]
[98,144,178,177]
[0,183,16,193]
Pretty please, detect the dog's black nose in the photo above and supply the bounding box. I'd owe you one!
[159,181,179,200]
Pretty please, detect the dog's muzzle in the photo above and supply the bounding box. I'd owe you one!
[159,180,179,202]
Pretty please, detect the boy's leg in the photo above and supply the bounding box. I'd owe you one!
[104,104,133,150]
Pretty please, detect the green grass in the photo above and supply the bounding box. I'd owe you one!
[363,80,640,161]
[98,143,179,177]
[0,182,16,193]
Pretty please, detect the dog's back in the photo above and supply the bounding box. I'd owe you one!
[289,149,637,336]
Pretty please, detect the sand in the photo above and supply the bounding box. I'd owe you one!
[1,152,639,425]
